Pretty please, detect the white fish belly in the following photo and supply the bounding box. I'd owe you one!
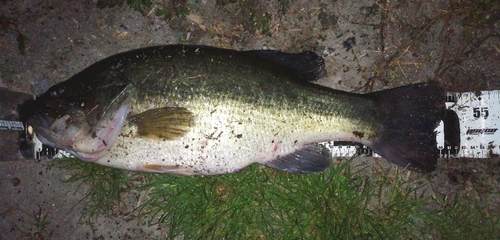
[96,100,367,175]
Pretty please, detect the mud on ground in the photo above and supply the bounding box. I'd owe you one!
[0,0,499,238]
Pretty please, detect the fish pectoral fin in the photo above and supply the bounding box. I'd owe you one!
[141,164,194,176]
[264,144,332,174]
[129,107,194,140]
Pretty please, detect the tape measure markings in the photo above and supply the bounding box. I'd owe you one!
[0,120,24,131]
[439,90,500,158]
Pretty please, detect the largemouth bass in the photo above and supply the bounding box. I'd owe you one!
[20,45,444,175]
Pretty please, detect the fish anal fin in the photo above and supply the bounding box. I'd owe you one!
[129,107,194,140]
[264,144,332,174]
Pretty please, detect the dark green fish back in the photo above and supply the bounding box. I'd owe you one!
[80,45,380,131]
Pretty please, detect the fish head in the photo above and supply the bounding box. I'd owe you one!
[20,76,135,162]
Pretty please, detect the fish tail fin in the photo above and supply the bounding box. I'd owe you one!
[369,82,444,172]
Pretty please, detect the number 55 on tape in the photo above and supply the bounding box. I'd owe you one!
[436,90,500,158]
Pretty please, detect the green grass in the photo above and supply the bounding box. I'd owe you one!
[54,157,500,239]
[57,158,143,222]
[14,204,52,239]
[138,163,380,239]
[126,0,152,14]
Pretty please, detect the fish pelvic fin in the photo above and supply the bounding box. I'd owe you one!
[141,164,194,176]
[129,107,194,140]
[369,82,445,172]
[264,144,332,174]
[250,50,326,81]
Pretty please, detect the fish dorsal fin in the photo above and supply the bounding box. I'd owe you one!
[129,107,194,140]
[264,144,332,174]
[251,50,327,81]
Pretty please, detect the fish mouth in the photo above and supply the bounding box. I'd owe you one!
[28,104,131,162]
[21,81,135,162]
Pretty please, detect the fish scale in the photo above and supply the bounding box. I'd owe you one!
[12,89,500,166]
[107,96,365,175]
[18,45,444,174]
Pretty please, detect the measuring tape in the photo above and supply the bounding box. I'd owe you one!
[330,90,500,159]
[436,90,500,158]
[4,90,500,160]
[0,120,25,131]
